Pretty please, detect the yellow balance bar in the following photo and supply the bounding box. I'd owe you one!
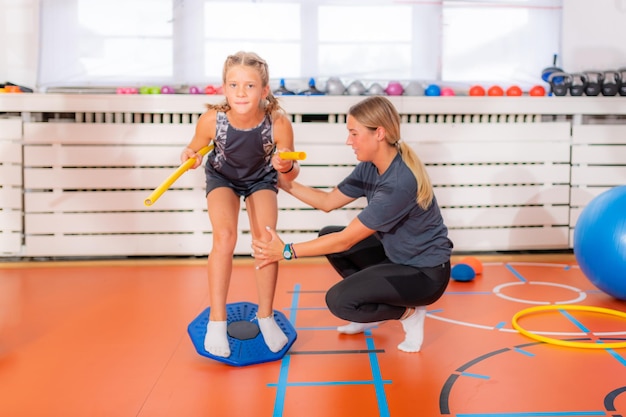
[144,144,213,206]
[278,151,306,160]
[144,147,306,207]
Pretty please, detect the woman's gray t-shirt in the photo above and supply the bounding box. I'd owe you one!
[337,153,452,268]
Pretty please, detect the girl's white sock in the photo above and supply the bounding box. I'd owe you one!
[257,315,288,353]
[204,320,230,358]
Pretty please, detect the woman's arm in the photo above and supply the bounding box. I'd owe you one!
[251,216,376,269]
[281,181,355,213]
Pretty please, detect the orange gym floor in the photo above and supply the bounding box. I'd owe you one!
[1,254,626,417]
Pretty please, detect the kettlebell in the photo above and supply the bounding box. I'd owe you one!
[298,78,325,96]
[274,79,295,96]
[541,53,563,84]
[569,73,587,96]
[548,72,571,96]
[602,71,621,96]
[583,71,603,96]
[346,80,367,96]
[325,77,346,95]
[619,68,626,96]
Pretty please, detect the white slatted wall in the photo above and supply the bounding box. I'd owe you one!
[23,119,211,257]
[0,118,23,255]
[405,122,572,251]
[20,107,572,257]
[570,121,626,242]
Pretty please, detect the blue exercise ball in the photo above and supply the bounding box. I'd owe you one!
[573,185,626,300]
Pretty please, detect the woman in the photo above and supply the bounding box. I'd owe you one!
[252,95,452,352]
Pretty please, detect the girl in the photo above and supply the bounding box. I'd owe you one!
[182,51,299,358]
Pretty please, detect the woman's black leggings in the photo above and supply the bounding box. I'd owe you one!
[320,226,450,323]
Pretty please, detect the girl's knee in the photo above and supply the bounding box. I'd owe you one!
[211,229,238,252]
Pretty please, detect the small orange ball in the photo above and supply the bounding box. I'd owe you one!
[458,256,483,275]
[469,85,485,96]
[487,85,504,96]
[506,85,523,96]
[529,85,546,96]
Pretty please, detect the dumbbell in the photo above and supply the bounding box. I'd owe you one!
[569,73,587,96]
[583,71,603,96]
[548,71,571,96]
[619,68,626,96]
[602,71,621,96]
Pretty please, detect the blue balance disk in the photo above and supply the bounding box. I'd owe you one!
[188,301,297,366]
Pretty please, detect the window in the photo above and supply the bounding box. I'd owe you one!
[37,0,562,89]
[39,0,174,87]
[442,1,562,85]
[203,2,301,80]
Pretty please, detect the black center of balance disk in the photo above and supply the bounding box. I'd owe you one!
[227,320,260,340]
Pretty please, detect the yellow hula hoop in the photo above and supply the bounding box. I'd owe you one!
[512,304,626,349]
[144,144,213,207]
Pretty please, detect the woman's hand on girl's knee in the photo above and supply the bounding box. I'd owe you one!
[251,226,285,269]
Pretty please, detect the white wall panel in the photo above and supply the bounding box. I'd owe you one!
[0,210,21,229]
[23,123,195,145]
[435,185,569,207]
[0,120,23,255]
[0,233,22,254]
[429,164,570,186]
[25,190,208,212]
[24,167,206,190]
[402,122,571,143]
[449,227,570,252]
[7,94,626,258]
[0,119,22,139]
[0,188,23,208]
[24,144,186,167]
[570,124,626,242]
[23,234,212,257]
[0,164,22,185]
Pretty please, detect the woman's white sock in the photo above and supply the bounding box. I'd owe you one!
[397,306,426,353]
[337,321,385,334]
